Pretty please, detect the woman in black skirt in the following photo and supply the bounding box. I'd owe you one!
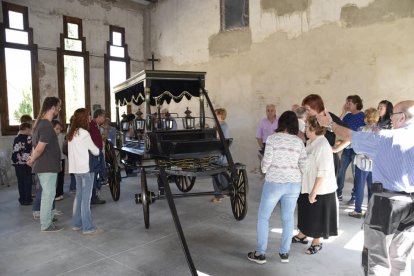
[292,116,338,254]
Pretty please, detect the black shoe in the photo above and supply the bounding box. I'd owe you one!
[91,198,106,205]
[20,201,33,206]
[347,198,355,205]
[279,253,289,263]
[247,251,266,264]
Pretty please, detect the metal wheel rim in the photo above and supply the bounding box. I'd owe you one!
[141,171,150,229]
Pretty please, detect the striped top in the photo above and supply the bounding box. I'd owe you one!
[262,133,307,183]
[352,122,414,193]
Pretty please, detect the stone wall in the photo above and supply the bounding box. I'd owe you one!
[0,0,146,183]
[149,0,414,170]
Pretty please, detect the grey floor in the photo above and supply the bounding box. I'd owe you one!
[0,171,413,276]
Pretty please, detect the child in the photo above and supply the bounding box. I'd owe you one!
[11,122,33,205]
[52,120,65,201]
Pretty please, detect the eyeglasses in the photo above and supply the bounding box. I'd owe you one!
[391,112,404,117]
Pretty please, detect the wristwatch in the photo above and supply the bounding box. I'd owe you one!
[327,121,334,132]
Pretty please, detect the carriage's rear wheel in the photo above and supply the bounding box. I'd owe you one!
[105,141,121,201]
[175,176,196,193]
[230,168,248,220]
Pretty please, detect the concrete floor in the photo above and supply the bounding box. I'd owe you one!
[0,171,413,276]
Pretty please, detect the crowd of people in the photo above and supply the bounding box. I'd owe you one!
[12,97,109,234]
[248,95,413,276]
[9,94,413,275]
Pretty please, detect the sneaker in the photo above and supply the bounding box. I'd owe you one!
[72,226,82,231]
[247,251,266,264]
[41,224,64,233]
[337,195,343,201]
[91,197,106,205]
[55,195,64,201]
[33,211,40,219]
[53,209,63,216]
[347,198,355,205]
[83,228,103,235]
[279,253,289,263]
[69,190,76,194]
[348,211,363,218]
[210,197,222,203]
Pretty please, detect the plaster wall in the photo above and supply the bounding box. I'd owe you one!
[149,0,414,170]
[0,0,146,183]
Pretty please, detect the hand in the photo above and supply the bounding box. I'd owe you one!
[308,193,317,204]
[316,110,333,127]
[27,157,33,167]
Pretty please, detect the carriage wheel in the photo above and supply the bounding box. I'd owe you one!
[230,168,248,220]
[105,141,121,201]
[140,170,150,229]
[175,176,196,193]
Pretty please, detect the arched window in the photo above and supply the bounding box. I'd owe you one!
[104,25,130,123]
[57,16,90,125]
[0,1,40,135]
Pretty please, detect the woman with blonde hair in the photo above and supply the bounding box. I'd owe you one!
[349,108,379,218]
[67,108,101,235]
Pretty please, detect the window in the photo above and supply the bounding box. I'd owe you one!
[57,16,90,125]
[104,26,130,123]
[0,2,40,135]
[221,0,249,31]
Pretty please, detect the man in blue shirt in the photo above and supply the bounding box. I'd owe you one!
[317,100,414,275]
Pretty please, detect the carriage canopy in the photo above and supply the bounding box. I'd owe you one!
[113,70,206,106]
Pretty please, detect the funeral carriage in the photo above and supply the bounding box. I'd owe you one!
[105,70,248,230]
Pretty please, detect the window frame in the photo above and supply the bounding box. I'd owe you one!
[0,1,40,135]
[104,25,131,122]
[220,0,250,31]
[57,15,90,127]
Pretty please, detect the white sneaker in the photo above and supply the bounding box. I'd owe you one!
[53,209,63,216]
[33,211,40,219]
[55,195,64,201]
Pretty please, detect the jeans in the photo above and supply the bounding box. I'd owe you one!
[353,167,373,213]
[32,183,55,212]
[256,181,301,254]
[72,172,96,232]
[15,165,33,204]
[336,148,356,197]
[69,173,76,191]
[91,150,105,200]
[38,173,57,230]
[56,159,65,197]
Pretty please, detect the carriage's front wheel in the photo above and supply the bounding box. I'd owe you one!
[230,168,248,220]
[105,141,121,201]
[141,170,150,229]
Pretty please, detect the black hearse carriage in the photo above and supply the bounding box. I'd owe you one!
[105,70,248,230]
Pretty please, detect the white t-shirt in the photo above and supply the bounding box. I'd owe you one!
[301,135,337,195]
[68,128,99,174]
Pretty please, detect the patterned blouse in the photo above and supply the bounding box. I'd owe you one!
[262,132,307,183]
[11,134,32,165]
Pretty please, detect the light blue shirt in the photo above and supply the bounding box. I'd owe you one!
[352,122,414,192]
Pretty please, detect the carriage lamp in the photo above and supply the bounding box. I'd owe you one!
[120,113,130,132]
[183,107,195,129]
[134,109,146,132]
[162,111,174,130]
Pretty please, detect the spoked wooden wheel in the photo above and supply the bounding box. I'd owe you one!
[230,168,248,220]
[175,176,196,193]
[141,170,150,229]
[105,140,121,201]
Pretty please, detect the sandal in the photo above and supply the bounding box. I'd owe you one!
[306,243,323,255]
[292,235,309,244]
